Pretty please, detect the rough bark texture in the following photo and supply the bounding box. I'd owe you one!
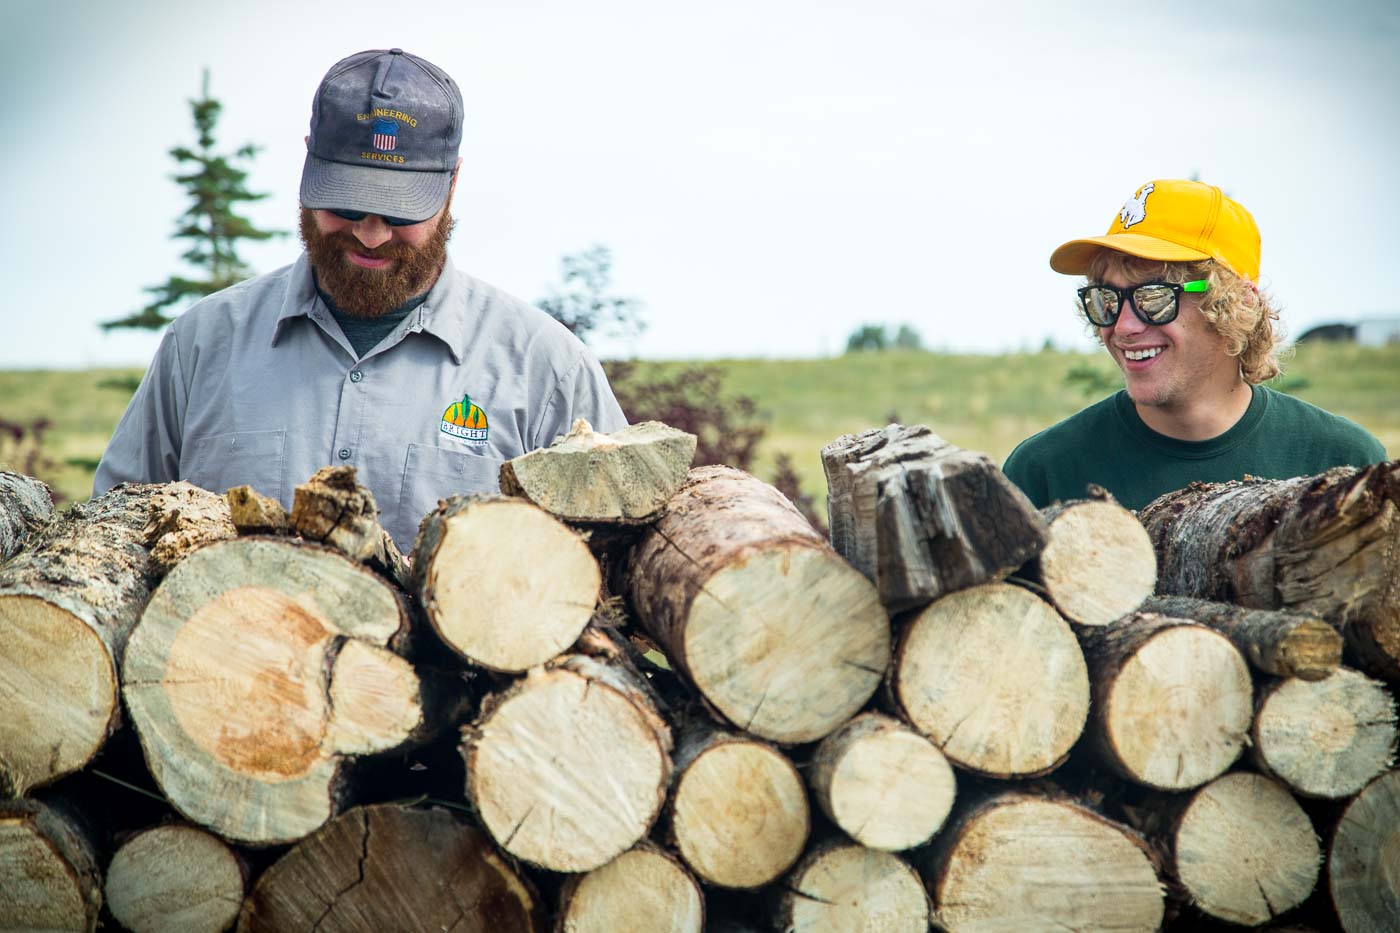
[1252,668,1397,800]
[501,419,698,524]
[667,727,810,890]
[924,791,1164,932]
[821,423,1049,612]
[1170,772,1321,926]
[774,842,930,932]
[290,465,410,589]
[105,823,246,933]
[0,469,54,561]
[143,481,237,576]
[892,582,1089,778]
[1030,491,1156,627]
[556,842,704,933]
[1143,594,1343,681]
[1080,612,1253,790]
[239,804,544,932]
[0,482,161,795]
[809,712,956,851]
[628,465,890,744]
[226,484,288,535]
[0,798,102,933]
[463,653,673,873]
[412,494,601,672]
[1328,769,1400,932]
[124,537,421,845]
[1140,462,1400,679]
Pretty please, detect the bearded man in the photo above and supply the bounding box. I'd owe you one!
[1003,179,1386,511]
[95,49,627,550]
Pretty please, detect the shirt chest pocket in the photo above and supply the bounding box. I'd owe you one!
[396,444,506,550]
[183,429,287,503]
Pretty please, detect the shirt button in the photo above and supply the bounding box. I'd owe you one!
[338,448,351,460]
[350,370,363,383]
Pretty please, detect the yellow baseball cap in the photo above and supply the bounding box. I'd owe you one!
[1049,179,1261,281]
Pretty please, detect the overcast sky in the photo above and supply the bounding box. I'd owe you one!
[5,0,1399,368]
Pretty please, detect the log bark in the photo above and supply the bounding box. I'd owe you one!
[667,727,810,890]
[0,469,53,561]
[1029,491,1156,627]
[105,823,245,933]
[1143,595,1343,681]
[1140,462,1400,679]
[773,841,929,933]
[1080,612,1253,790]
[821,423,1049,612]
[1328,769,1400,932]
[226,484,288,535]
[289,465,410,589]
[0,482,160,795]
[923,791,1164,931]
[501,419,697,524]
[556,843,704,933]
[1252,668,1397,799]
[143,481,237,577]
[891,582,1089,777]
[809,712,956,851]
[463,653,673,873]
[0,798,102,933]
[1168,772,1321,926]
[238,804,544,932]
[123,537,428,845]
[628,465,890,744]
[412,494,601,672]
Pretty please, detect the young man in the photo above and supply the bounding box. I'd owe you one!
[95,49,626,550]
[1003,179,1386,510]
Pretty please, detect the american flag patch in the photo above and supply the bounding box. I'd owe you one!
[372,118,398,152]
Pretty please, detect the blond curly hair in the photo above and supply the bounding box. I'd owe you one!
[1085,250,1285,384]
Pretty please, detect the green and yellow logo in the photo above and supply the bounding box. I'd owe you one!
[440,392,489,447]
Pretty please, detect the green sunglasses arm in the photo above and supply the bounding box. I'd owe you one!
[1182,280,1210,293]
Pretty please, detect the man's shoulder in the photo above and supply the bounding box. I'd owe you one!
[446,268,592,367]
[168,261,301,339]
[1007,392,1123,462]
[1257,386,1388,461]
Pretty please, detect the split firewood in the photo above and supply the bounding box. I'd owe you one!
[0,483,161,795]
[412,494,601,672]
[105,824,246,933]
[628,465,890,744]
[0,798,102,933]
[556,843,704,933]
[1026,490,1156,627]
[123,537,436,845]
[1328,769,1400,932]
[1143,595,1342,681]
[463,653,672,873]
[1080,613,1253,790]
[809,712,956,851]
[0,469,53,561]
[774,842,929,933]
[238,804,544,932]
[501,419,697,524]
[1252,668,1397,799]
[1140,461,1400,679]
[667,727,810,890]
[225,484,288,534]
[891,582,1089,778]
[143,481,237,576]
[923,791,1164,931]
[289,466,411,589]
[1166,772,1321,926]
[821,424,1049,612]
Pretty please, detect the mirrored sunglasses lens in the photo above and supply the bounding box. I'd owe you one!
[1133,285,1177,322]
[1082,287,1118,325]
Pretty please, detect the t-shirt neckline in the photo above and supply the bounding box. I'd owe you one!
[1113,385,1268,460]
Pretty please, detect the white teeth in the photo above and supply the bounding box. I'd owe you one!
[1124,348,1162,361]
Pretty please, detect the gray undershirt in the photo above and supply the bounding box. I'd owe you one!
[318,287,428,358]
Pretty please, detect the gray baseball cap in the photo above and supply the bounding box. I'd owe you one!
[300,48,463,223]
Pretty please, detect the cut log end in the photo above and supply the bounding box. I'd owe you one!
[777,844,929,933]
[1038,499,1156,626]
[1329,770,1400,933]
[0,800,101,933]
[105,825,244,933]
[559,844,703,933]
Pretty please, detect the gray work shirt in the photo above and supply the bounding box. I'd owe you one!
[94,253,628,551]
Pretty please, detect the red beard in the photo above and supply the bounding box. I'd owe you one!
[299,207,454,318]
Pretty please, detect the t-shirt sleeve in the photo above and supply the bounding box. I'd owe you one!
[530,348,628,448]
[92,328,188,495]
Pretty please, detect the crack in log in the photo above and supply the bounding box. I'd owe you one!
[784,884,837,906]
[651,526,738,613]
[841,659,885,676]
[939,710,973,751]
[310,808,371,932]
[502,806,535,849]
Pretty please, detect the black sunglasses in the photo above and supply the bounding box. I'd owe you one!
[327,209,425,227]
[1077,280,1210,327]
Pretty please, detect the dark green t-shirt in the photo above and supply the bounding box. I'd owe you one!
[1003,386,1388,510]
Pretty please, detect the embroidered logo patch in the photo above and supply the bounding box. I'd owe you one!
[371,118,398,152]
[440,393,489,447]
[1119,182,1155,229]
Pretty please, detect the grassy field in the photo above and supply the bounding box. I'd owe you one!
[2,342,1397,505]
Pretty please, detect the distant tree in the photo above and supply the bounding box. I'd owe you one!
[845,324,888,353]
[1064,363,1120,398]
[893,324,924,350]
[103,70,283,331]
[535,245,645,344]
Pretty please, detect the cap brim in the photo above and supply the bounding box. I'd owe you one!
[1049,234,1212,275]
[300,152,452,223]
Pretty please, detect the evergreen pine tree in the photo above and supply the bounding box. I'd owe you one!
[102,70,283,331]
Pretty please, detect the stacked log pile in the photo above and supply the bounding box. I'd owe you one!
[0,429,1397,932]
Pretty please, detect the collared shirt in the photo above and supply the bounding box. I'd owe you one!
[95,253,628,551]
